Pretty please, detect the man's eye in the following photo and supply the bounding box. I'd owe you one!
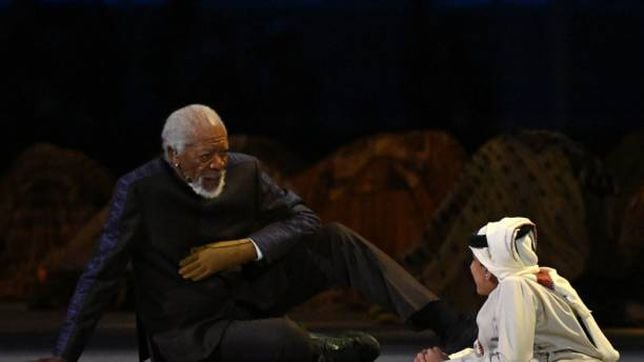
[199,154,211,162]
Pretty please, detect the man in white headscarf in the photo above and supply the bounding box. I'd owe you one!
[415,216,619,362]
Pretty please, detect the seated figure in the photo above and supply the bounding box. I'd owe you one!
[415,216,619,362]
[37,104,476,362]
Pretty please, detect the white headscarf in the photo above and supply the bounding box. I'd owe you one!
[469,216,540,280]
[469,216,620,361]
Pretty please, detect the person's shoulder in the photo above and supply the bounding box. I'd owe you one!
[227,152,260,167]
[501,275,526,283]
[495,276,543,304]
[487,277,531,310]
[116,158,166,188]
[500,275,531,286]
[497,275,534,293]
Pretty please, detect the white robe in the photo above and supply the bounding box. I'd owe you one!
[449,272,619,362]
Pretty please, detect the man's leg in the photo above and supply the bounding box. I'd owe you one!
[236,223,434,318]
[236,222,476,351]
[210,318,315,362]
[304,222,440,320]
[312,223,477,352]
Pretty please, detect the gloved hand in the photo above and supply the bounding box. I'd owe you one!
[178,239,257,281]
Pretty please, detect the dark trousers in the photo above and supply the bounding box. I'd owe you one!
[204,222,438,362]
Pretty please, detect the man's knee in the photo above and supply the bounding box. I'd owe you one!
[302,222,375,269]
[303,222,355,253]
[321,222,357,241]
[320,222,387,262]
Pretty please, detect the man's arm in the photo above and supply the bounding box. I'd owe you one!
[179,238,257,281]
[51,175,142,361]
[177,159,320,281]
[247,161,321,264]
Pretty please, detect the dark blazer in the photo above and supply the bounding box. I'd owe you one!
[54,153,321,361]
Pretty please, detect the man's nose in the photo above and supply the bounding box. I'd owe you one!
[209,154,226,170]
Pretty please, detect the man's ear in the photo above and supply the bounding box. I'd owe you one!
[167,147,178,164]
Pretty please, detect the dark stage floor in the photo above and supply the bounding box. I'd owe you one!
[1,303,642,361]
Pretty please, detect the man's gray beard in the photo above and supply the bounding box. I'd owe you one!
[188,171,226,199]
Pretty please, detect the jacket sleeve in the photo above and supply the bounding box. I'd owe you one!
[248,161,320,264]
[54,176,142,361]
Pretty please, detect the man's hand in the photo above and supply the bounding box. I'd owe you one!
[414,346,449,362]
[178,239,257,281]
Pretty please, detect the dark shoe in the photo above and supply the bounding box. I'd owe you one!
[443,312,478,354]
[311,331,381,362]
[408,301,478,353]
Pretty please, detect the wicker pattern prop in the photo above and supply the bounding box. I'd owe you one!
[404,130,613,311]
[0,143,113,299]
[289,131,467,259]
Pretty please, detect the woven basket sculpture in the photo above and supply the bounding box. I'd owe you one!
[0,143,113,299]
[290,130,466,259]
[404,130,615,311]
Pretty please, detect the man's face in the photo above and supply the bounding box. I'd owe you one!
[171,122,229,198]
[469,257,497,296]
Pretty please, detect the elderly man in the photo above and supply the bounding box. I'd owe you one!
[39,104,475,362]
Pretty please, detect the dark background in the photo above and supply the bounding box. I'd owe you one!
[1,0,643,176]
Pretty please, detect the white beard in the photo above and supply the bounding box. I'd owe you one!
[188,171,226,199]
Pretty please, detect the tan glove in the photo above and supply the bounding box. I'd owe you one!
[178,239,257,281]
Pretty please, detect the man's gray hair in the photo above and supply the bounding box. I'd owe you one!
[161,104,227,159]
